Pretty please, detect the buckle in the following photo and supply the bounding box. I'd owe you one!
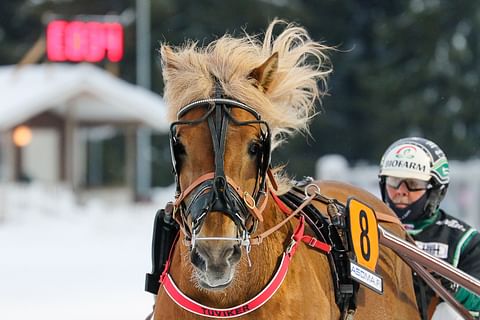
[243,192,256,209]
[308,237,318,247]
[304,183,321,199]
[286,239,297,254]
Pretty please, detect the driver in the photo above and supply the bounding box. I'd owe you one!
[378,137,480,319]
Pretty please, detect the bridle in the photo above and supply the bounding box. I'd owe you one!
[169,92,271,251]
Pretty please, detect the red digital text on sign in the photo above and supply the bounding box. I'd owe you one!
[47,20,124,62]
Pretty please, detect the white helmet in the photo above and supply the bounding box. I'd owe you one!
[379,137,449,219]
[380,137,449,185]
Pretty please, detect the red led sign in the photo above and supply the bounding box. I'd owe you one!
[47,20,124,62]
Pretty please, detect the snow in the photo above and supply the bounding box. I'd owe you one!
[0,183,175,320]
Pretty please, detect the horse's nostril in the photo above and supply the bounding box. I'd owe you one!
[227,244,241,264]
[191,248,207,272]
[222,247,234,259]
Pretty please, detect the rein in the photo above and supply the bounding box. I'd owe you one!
[359,208,474,319]
[249,183,331,252]
[377,225,476,320]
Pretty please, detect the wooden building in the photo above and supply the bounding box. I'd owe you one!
[0,63,168,202]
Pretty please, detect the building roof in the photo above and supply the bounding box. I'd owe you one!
[0,63,168,131]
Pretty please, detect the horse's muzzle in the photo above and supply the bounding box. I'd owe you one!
[191,241,241,289]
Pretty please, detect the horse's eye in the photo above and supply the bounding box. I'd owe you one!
[172,137,186,157]
[248,141,261,156]
[177,142,186,154]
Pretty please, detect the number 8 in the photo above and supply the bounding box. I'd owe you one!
[360,210,371,261]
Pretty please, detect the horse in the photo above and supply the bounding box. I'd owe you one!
[153,20,420,320]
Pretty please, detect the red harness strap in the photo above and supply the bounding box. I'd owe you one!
[301,235,332,253]
[271,190,332,254]
[270,190,293,215]
[159,214,330,318]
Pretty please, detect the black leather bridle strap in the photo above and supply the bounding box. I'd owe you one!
[207,102,234,215]
[173,172,266,223]
[208,105,227,184]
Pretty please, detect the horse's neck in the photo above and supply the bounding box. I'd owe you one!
[169,200,289,307]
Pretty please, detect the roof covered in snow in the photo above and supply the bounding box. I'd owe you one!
[0,63,168,131]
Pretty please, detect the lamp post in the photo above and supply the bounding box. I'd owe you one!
[135,0,152,201]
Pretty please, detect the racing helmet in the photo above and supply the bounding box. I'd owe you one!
[379,137,450,221]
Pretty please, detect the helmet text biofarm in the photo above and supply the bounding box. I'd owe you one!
[384,159,427,174]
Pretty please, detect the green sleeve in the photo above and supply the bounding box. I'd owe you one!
[455,287,480,312]
[454,228,480,313]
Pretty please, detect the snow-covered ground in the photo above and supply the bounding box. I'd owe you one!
[0,183,175,320]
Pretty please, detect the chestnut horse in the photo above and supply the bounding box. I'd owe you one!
[153,20,420,319]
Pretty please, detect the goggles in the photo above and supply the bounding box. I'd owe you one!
[385,176,430,192]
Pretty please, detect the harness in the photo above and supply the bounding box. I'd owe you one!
[149,89,474,320]
[145,83,364,314]
[141,71,480,319]
[277,181,358,318]
[145,180,359,319]
[148,92,480,319]
[145,185,358,319]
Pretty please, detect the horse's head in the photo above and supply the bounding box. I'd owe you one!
[161,20,331,291]
[166,69,274,290]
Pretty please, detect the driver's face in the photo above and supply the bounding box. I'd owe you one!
[385,178,427,208]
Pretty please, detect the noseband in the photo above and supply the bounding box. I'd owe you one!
[170,95,271,250]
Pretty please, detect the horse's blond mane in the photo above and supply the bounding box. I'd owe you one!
[161,19,333,150]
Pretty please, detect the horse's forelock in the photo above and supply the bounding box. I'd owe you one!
[162,19,333,145]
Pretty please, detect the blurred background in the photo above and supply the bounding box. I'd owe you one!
[1,0,480,319]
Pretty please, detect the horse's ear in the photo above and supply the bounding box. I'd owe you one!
[248,52,278,93]
[160,45,178,72]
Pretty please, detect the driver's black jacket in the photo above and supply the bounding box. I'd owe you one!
[405,209,480,317]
